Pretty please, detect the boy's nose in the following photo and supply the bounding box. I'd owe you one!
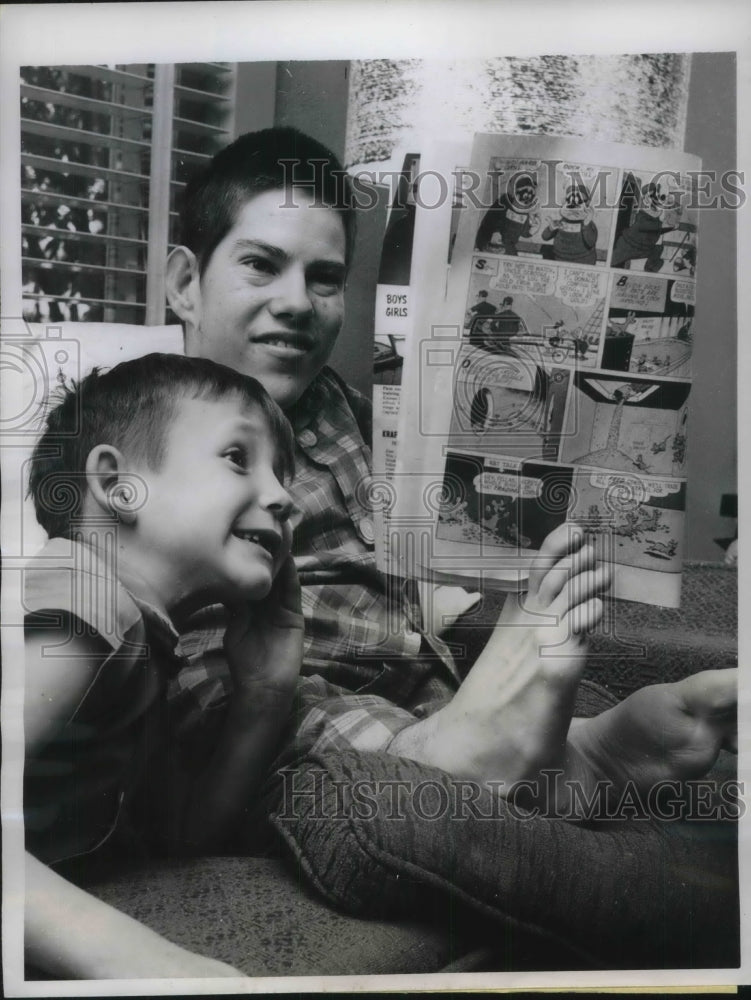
[258,474,293,522]
[269,265,313,319]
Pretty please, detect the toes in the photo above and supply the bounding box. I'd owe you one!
[568,595,604,635]
[677,668,738,717]
[534,593,604,645]
[544,561,610,622]
[534,541,599,607]
[541,596,603,641]
[528,522,587,596]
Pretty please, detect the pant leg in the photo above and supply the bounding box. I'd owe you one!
[271,747,739,970]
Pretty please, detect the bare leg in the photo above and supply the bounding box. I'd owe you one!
[390,523,610,786]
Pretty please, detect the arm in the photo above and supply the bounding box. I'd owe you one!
[24,620,110,749]
[177,557,303,850]
[24,627,244,979]
[25,852,243,979]
[541,221,558,240]
[474,205,504,250]
[582,218,598,248]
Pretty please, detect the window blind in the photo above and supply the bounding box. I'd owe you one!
[20,63,236,326]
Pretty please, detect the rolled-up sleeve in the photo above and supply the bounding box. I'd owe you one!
[282,675,418,760]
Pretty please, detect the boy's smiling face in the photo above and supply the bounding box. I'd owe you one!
[182,187,347,411]
[129,393,293,613]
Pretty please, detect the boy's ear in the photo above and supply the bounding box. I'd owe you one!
[85,445,137,525]
[165,246,202,338]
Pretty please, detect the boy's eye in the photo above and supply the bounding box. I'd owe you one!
[224,446,248,469]
[307,265,345,295]
[241,257,276,278]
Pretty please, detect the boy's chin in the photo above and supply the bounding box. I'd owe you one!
[220,575,274,605]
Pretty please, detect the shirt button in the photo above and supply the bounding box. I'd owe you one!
[297,429,317,447]
[358,518,375,544]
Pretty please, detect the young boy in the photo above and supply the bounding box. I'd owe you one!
[23,353,302,978]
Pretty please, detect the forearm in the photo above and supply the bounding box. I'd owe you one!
[177,559,304,849]
[179,690,293,850]
[25,853,243,979]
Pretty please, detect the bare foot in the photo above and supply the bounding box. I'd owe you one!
[566,667,738,797]
[390,523,610,787]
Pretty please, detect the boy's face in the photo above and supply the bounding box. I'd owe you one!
[187,187,347,411]
[132,394,292,610]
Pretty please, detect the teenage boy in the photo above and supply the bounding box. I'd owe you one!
[24,354,301,977]
[165,127,736,807]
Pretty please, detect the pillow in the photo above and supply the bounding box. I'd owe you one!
[270,748,738,970]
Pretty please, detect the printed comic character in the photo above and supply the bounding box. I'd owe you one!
[474,172,541,255]
[676,318,692,342]
[671,233,697,276]
[468,289,497,319]
[571,326,590,359]
[547,321,592,363]
[541,181,598,265]
[611,176,683,272]
[468,297,524,352]
[548,319,567,350]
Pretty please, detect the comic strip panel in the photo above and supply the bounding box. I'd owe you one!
[570,469,686,571]
[604,272,694,377]
[447,342,570,461]
[559,372,690,478]
[610,169,699,275]
[473,157,617,266]
[435,452,573,551]
[464,256,607,368]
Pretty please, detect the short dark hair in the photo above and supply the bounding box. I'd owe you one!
[179,126,356,273]
[28,353,295,539]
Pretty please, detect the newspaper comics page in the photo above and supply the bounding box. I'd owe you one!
[391,134,700,607]
[371,139,472,573]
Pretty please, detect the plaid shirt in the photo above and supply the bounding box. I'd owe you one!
[174,368,460,754]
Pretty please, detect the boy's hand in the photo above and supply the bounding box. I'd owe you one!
[177,560,303,849]
[223,555,303,708]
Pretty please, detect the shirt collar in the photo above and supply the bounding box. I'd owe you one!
[129,593,181,651]
[287,370,336,434]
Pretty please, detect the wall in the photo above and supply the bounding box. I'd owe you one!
[269,55,737,561]
[234,62,278,137]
